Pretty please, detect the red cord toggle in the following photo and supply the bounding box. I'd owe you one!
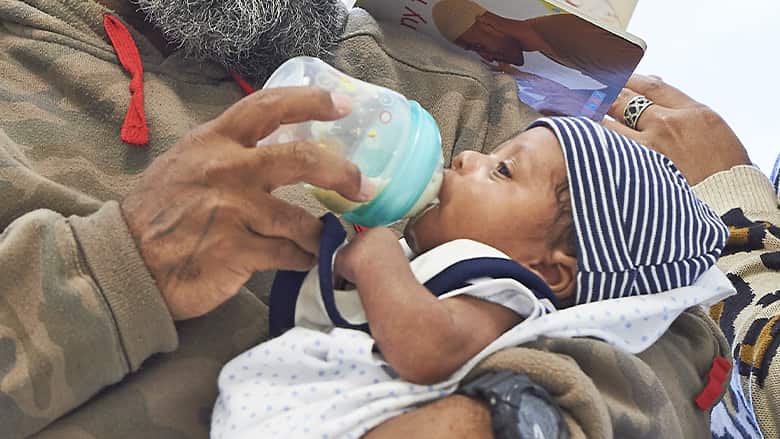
[103,14,149,146]
[695,356,732,411]
[231,71,256,95]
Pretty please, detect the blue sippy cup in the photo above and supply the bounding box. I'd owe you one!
[259,57,443,227]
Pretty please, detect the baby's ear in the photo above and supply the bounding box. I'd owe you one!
[529,250,577,306]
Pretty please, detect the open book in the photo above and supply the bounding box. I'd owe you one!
[355,0,645,120]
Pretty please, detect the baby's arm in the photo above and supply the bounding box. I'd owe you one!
[335,228,521,385]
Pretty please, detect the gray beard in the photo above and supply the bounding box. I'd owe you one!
[133,0,347,82]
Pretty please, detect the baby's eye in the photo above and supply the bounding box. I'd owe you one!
[496,161,512,178]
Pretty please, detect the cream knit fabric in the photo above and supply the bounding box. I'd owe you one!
[695,165,780,439]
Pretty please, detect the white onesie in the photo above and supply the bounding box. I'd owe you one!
[210,214,735,439]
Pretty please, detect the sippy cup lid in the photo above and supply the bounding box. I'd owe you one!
[343,100,442,227]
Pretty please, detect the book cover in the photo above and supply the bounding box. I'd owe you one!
[357,0,646,120]
[550,0,638,30]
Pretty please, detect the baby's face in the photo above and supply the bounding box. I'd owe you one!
[405,127,567,266]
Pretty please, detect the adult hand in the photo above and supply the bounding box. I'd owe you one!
[603,74,751,185]
[122,87,374,320]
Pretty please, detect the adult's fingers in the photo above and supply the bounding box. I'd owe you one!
[241,235,316,272]
[608,86,665,132]
[244,195,323,256]
[251,141,374,202]
[210,87,352,146]
[601,118,647,144]
[624,74,699,109]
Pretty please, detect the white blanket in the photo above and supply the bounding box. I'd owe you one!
[211,249,734,438]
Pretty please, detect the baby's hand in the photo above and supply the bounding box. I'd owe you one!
[334,227,405,285]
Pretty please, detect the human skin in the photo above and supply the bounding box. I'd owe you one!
[361,74,752,437]
[603,74,751,185]
[92,1,565,435]
[457,12,641,87]
[364,394,494,438]
[122,87,374,320]
[333,127,577,384]
[455,13,549,66]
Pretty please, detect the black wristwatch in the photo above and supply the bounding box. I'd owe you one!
[458,370,568,439]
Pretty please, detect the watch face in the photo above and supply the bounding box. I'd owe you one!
[460,371,566,439]
[515,392,563,439]
[491,387,567,439]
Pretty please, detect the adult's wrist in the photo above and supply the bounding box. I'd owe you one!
[458,370,568,439]
[69,201,178,371]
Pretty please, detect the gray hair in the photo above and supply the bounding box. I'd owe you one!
[134,0,347,82]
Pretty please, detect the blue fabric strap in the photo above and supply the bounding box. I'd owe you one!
[316,214,371,332]
[268,214,347,336]
[271,214,558,336]
[424,258,558,308]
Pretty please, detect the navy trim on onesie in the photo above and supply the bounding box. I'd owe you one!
[270,214,559,336]
[269,214,346,337]
[424,258,559,308]
[269,270,307,337]
[316,214,371,333]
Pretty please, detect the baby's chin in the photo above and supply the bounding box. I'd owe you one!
[402,203,443,255]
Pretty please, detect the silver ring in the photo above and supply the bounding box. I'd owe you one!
[623,95,654,130]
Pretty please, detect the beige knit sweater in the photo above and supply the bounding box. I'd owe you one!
[696,165,780,438]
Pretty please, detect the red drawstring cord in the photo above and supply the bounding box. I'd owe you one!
[101,13,367,230]
[231,71,256,96]
[231,72,367,234]
[103,14,149,146]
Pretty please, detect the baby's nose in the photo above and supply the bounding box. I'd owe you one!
[452,150,487,174]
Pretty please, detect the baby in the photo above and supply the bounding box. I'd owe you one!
[210,117,729,438]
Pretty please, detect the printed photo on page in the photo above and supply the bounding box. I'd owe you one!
[358,0,646,120]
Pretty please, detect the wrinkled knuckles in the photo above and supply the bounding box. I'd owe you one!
[642,76,666,93]
[251,92,284,120]
[289,142,321,170]
[617,88,633,101]
[202,158,238,183]
[653,110,682,134]
[199,192,233,217]
[181,126,213,150]
[265,206,300,235]
[690,105,723,126]
[272,240,311,267]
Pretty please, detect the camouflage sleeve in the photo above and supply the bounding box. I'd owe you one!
[694,165,780,437]
[466,307,731,438]
[0,132,178,438]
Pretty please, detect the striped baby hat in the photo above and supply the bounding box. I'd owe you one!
[528,117,729,305]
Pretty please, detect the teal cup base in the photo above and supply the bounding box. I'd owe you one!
[344,101,442,227]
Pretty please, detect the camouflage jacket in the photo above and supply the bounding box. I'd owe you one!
[1,1,729,437]
[695,165,780,438]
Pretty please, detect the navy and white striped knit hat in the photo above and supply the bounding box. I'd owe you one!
[528,117,729,306]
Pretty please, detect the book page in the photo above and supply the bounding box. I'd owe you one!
[358,0,644,120]
[486,0,624,29]
[605,0,639,29]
